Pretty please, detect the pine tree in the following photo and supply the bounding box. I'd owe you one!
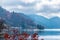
[0,18,5,32]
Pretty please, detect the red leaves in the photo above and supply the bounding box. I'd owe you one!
[32,33,38,40]
[4,30,38,40]
[4,33,10,40]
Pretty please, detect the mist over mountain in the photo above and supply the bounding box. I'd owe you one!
[28,14,60,29]
[50,17,60,28]
[1,7,60,29]
[28,14,50,28]
[0,7,45,29]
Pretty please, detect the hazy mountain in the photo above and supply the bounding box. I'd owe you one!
[28,14,51,28]
[8,12,36,28]
[0,7,35,28]
[29,14,60,29]
[1,7,60,29]
[50,17,60,28]
[0,7,45,29]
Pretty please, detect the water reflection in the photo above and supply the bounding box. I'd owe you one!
[38,31,60,36]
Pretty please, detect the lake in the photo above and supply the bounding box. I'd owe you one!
[38,29,60,36]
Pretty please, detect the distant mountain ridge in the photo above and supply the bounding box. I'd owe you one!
[28,14,60,29]
[49,17,60,28]
[1,7,60,29]
[0,7,45,29]
[0,7,34,28]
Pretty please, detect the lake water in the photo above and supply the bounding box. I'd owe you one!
[38,29,60,40]
[38,29,60,36]
[24,29,60,35]
[38,35,60,40]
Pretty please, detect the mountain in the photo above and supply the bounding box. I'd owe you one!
[29,14,60,29]
[0,7,44,29]
[28,14,51,28]
[8,12,37,28]
[0,7,35,28]
[50,17,60,28]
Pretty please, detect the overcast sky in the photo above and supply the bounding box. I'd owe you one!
[0,0,60,18]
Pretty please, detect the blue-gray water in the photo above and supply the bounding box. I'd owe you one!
[38,31,60,36]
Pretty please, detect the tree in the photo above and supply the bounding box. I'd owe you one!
[37,24,44,29]
[0,18,7,32]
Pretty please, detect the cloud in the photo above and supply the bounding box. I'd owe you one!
[0,0,60,18]
[37,13,60,19]
[1,0,36,6]
[33,0,60,18]
[34,0,60,12]
[37,5,60,13]
[2,5,26,12]
[19,0,36,4]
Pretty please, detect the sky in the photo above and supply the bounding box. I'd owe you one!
[0,0,60,18]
